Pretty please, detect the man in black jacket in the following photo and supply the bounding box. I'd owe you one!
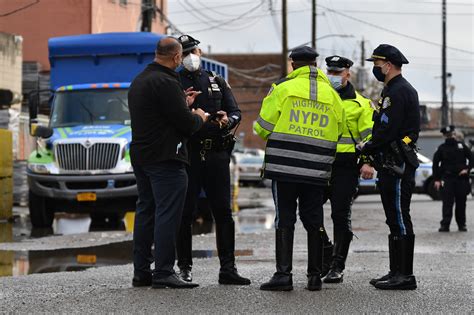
[433,125,473,232]
[128,36,207,289]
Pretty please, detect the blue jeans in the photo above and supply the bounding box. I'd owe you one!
[132,161,188,279]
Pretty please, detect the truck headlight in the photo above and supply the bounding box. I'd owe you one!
[28,163,51,174]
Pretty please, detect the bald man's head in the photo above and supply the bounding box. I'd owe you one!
[155,36,183,70]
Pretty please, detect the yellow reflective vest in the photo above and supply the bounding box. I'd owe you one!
[337,89,374,154]
[254,66,345,185]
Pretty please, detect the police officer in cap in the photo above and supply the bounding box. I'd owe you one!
[322,55,375,283]
[255,46,344,291]
[433,125,473,232]
[176,35,250,285]
[361,44,420,290]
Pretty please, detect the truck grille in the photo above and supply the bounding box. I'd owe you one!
[56,143,121,171]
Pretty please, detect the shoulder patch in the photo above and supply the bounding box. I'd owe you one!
[382,97,391,109]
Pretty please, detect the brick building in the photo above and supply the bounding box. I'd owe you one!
[211,53,283,149]
[0,0,167,70]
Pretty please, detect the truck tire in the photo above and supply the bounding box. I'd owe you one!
[28,190,55,228]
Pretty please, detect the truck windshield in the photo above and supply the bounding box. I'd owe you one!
[50,89,129,128]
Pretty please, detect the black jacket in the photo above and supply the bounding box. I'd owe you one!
[432,137,473,180]
[128,62,203,165]
[178,68,241,140]
[363,74,420,155]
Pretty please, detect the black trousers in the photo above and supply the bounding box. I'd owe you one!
[180,150,233,227]
[132,161,187,279]
[440,176,470,227]
[377,164,416,236]
[272,180,325,232]
[325,165,359,234]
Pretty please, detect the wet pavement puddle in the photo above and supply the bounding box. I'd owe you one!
[0,209,271,277]
[0,241,253,277]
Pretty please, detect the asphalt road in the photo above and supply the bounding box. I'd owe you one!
[0,189,472,313]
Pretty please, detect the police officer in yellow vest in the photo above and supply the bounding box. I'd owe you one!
[322,55,375,284]
[254,46,344,291]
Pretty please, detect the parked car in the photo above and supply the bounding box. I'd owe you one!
[238,155,264,186]
[358,152,441,200]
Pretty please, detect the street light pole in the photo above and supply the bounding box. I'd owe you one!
[311,0,317,50]
[282,0,288,77]
[441,0,448,127]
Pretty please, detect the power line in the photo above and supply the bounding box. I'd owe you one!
[336,9,473,16]
[168,1,256,15]
[317,3,474,55]
[0,0,39,17]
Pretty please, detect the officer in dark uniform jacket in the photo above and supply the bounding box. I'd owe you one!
[362,44,420,290]
[433,125,473,232]
[176,35,250,285]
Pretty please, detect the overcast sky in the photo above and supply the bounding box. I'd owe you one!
[166,0,473,104]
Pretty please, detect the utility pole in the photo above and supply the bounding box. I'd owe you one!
[281,0,288,77]
[360,37,365,67]
[441,0,448,127]
[311,0,316,50]
[141,0,153,32]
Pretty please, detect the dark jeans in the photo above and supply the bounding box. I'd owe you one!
[132,161,188,279]
[377,164,415,236]
[271,180,325,232]
[324,165,359,234]
[177,150,233,269]
[440,176,469,227]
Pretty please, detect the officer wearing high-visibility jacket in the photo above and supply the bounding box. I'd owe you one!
[322,55,375,284]
[254,46,345,292]
[361,44,420,290]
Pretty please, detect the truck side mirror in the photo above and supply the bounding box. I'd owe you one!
[31,125,54,139]
[0,89,14,108]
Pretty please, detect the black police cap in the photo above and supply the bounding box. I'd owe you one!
[178,34,200,53]
[440,125,455,134]
[289,46,319,61]
[325,55,354,71]
[366,44,409,66]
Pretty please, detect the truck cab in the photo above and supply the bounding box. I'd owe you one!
[27,32,228,228]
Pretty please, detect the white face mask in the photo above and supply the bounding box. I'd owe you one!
[182,53,201,72]
[327,74,343,90]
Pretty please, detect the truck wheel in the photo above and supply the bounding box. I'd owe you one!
[426,179,442,201]
[28,190,55,228]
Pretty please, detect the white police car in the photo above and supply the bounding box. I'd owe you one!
[357,152,440,200]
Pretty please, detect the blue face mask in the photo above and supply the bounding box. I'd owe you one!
[327,75,343,90]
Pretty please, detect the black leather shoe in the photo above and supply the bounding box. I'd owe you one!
[219,270,251,285]
[369,271,395,286]
[458,225,467,232]
[152,274,199,289]
[324,268,344,283]
[132,275,152,287]
[178,269,193,282]
[439,226,450,232]
[374,274,417,290]
[260,273,293,291]
[306,275,322,291]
